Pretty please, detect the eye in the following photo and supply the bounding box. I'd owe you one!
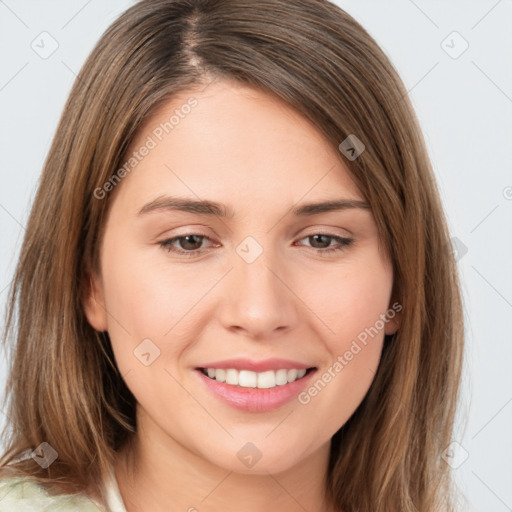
[296,234,354,255]
[158,234,215,257]
[158,232,354,258]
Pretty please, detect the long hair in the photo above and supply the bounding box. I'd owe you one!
[0,1,465,510]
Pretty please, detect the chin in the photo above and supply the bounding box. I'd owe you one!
[202,442,307,476]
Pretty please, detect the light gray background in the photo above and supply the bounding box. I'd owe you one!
[0,1,511,511]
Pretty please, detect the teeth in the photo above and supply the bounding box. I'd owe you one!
[239,370,257,387]
[226,369,239,385]
[257,370,275,389]
[275,369,288,386]
[201,367,309,388]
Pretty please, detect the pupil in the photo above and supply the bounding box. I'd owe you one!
[311,234,330,248]
[181,235,202,250]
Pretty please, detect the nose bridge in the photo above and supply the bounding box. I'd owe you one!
[219,235,298,336]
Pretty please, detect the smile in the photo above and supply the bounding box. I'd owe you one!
[195,366,318,412]
[199,367,314,389]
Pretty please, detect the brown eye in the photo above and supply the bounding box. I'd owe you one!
[297,234,354,255]
[159,234,213,256]
[308,234,333,249]
[175,235,204,251]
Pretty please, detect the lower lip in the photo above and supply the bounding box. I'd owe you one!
[195,368,317,412]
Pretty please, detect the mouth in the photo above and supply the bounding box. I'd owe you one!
[195,365,318,412]
[196,366,317,389]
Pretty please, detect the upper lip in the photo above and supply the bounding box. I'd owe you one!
[196,358,316,373]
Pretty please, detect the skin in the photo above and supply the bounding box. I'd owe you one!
[84,78,401,512]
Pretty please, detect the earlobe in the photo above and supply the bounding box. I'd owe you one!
[83,270,108,332]
[384,305,402,335]
[384,317,400,336]
[384,296,402,336]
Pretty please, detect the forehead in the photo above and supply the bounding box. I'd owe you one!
[116,79,364,212]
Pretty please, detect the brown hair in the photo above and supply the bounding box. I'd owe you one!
[0,0,465,510]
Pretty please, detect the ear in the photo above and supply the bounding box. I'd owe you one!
[82,267,108,332]
[384,314,401,336]
[384,291,402,336]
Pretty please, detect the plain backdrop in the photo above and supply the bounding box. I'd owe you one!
[0,1,511,511]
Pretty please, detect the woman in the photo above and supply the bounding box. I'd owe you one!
[0,0,465,511]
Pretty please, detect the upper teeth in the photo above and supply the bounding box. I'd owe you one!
[203,368,308,388]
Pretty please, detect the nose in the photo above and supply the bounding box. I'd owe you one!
[218,245,300,339]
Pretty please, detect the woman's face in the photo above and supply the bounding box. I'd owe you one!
[85,78,399,474]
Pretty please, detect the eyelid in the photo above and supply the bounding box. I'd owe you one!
[157,229,354,258]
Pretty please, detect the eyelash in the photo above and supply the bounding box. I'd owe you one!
[158,232,354,258]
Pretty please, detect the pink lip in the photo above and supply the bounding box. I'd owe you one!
[195,367,318,412]
[195,358,315,373]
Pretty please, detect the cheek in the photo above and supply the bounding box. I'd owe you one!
[308,254,393,347]
[294,254,393,425]
[301,254,392,392]
[99,242,217,370]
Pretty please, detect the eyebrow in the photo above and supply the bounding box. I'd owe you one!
[137,195,371,218]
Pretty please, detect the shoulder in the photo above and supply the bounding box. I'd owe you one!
[0,475,105,511]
